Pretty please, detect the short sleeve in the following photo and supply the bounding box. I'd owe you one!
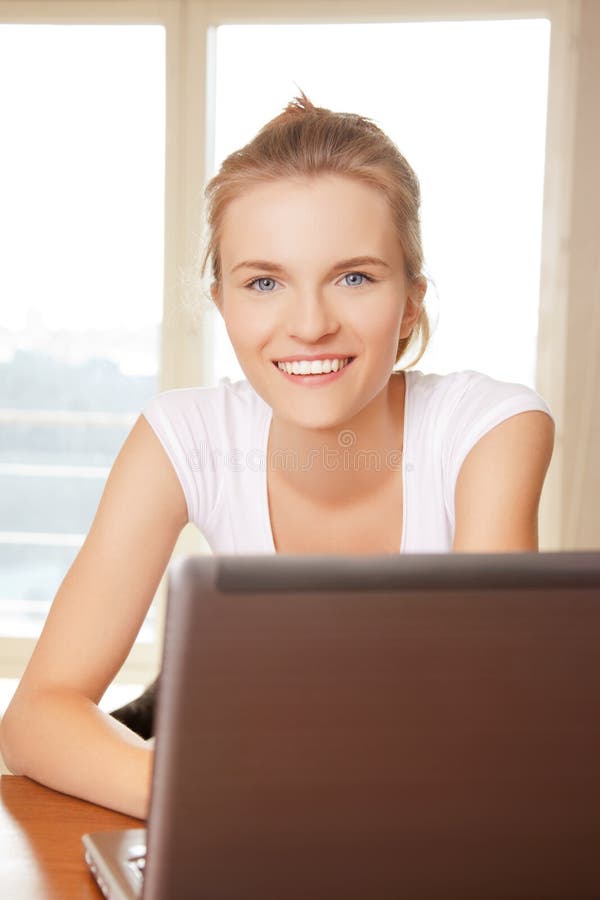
[141,390,204,526]
[442,370,555,526]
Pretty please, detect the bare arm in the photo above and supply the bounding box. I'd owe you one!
[0,414,188,818]
[452,410,555,552]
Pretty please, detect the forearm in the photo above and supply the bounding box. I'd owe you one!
[0,687,153,819]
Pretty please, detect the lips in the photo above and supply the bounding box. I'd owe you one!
[272,355,355,364]
[273,356,356,386]
[272,357,355,371]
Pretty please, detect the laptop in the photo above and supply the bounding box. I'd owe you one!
[83,550,600,899]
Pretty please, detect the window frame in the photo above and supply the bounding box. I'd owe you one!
[0,0,576,680]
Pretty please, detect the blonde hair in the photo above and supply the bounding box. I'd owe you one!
[200,90,430,369]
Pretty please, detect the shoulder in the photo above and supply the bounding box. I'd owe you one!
[137,376,269,529]
[405,368,554,460]
[451,367,554,410]
[432,368,555,446]
[407,367,553,416]
[443,366,555,451]
[437,369,555,551]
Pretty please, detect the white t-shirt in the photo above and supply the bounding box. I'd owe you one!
[141,369,554,554]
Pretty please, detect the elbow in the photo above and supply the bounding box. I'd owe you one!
[0,707,24,774]
[0,693,38,776]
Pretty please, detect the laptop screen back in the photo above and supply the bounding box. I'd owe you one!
[143,551,600,900]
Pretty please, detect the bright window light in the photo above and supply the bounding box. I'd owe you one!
[0,24,165,639]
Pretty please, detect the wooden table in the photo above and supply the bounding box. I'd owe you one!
[0,774,143,899]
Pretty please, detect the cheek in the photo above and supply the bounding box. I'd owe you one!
[224,310,272,358]
[353,300,403,342]
[353,304,404,372]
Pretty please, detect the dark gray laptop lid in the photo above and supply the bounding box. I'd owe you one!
[143,550,600,900]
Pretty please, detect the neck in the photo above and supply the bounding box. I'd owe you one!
[267,371,405,507]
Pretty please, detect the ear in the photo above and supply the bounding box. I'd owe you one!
[210,281,223,315]
[399,276,427,339]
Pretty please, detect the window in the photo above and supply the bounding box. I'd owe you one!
[0,23,165,664]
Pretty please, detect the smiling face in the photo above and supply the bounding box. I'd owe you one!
[212,174,425,429]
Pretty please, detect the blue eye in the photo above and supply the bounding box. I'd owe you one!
[247,277,278,292]
[342,272,374,287]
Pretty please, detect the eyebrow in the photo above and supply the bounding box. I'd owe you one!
[230,256,392,275]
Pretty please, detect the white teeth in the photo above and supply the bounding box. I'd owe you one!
[276,357,352,376]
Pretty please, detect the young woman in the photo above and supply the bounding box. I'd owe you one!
[0,92,555,818]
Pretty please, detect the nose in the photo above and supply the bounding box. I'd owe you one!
[285,290,340,343]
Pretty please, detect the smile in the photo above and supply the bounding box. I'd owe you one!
[275,357,353,375]
[272,357,356,387]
